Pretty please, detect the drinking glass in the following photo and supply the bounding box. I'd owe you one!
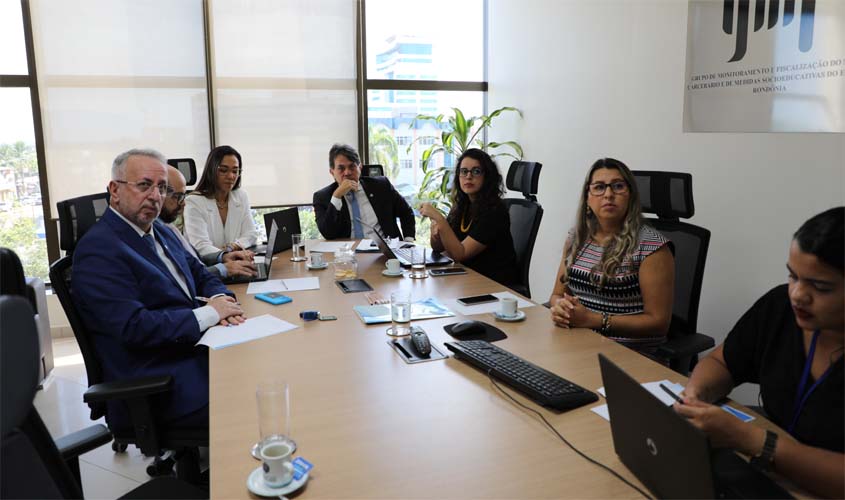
[251,381,295,459]
[290,234,306,262]
[409,246,427,279]
[387,290,411,336]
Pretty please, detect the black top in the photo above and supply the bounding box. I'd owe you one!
[723,284,844,453]
[312,176,415,240]
[450,202,518,287]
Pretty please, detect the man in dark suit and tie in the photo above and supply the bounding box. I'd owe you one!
[72,148,244,432]
[313,144,416,241]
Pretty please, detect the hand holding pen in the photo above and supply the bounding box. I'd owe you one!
[198,294,245,326]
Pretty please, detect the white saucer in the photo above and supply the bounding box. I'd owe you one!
[382,270,403,277]
[493,310,526,322]
[307,262,328,270]
[246,466,309,497]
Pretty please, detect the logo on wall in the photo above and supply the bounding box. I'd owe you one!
[724,0,816,62]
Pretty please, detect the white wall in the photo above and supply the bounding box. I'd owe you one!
[488,0,844,403]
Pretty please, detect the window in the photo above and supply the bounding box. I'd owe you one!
[400,160,413,169]
[209,0,357,206]
[0,2,48,281]
[29,0,211,215]
[396,136,411,146]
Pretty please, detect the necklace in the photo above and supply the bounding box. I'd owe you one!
[460,212,473,232]
[216,198,228,209]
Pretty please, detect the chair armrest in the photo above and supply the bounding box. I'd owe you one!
[55,424,112,461]
[656,333,715,359]
[83,375,173,404]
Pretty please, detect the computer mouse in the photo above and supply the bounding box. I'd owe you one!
[408,327,431,357]
[450,320,485,336]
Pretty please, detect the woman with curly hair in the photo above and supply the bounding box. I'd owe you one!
[418,148,517,287]
[549,157,674,352]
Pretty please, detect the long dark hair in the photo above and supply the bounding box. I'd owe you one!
[191,145,243,198]
[0,247,28,297]
[793,207,844,272]
[447,148,505,233]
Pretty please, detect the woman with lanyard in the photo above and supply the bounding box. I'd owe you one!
[677,207,843,499]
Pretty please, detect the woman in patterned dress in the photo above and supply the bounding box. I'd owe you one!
[549,158,675,353]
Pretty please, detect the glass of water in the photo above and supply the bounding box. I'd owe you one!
[387,290,412,337]
[409,246,427,279]
[290,233,306,262]
[250,380,296,459]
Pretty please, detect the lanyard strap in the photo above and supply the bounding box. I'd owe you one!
[787,330,834,434]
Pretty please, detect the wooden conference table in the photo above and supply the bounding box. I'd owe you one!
[210,245,797,499]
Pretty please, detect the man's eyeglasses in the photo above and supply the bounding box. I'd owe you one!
[217,166,241,176]
[458,167,484,178]
[588,181,629,196]
[114,180,168,196]
[166,187,187,203]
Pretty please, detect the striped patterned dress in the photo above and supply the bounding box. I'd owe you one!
[565,225,671,350]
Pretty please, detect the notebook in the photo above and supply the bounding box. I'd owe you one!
[222,220,279,284]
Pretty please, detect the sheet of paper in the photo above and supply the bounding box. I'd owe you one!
[444,291,535,316]
[591,404,610,421]
[311,241,354,253]
[355,239,378,250]
[246,277,320,295]
[196,314,297,350]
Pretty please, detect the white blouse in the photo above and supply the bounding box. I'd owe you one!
[183,188,260,257]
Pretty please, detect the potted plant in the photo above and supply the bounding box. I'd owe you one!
[409,106,523,211]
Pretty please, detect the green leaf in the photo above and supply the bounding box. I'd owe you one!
[486,140,524,159]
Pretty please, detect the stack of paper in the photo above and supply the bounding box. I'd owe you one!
[196,314,298,350]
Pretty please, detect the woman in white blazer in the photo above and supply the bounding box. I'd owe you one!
[184,145,260,258]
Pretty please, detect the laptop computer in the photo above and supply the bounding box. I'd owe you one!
[222,220,279,284]
[597,354,792,499]
[354,217,452,267]
[263,208,301,253]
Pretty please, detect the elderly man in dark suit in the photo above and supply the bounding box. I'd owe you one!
[72,148,244,431]
[313,143,415,241]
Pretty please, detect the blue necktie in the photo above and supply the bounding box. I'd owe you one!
[347,192,364,239]
[143,234,157,254]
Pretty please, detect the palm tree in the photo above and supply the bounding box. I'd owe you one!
[367,124,400,180]
[0,141,36,199]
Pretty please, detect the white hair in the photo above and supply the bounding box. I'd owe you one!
[111,148,167,180]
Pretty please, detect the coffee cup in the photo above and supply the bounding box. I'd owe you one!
[310,252,324,267]
[260,441,294,488]
[500,297,518,317]
[386,259,401,274]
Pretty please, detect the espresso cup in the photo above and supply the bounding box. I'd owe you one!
[310,252,324,267]
[500,297,518,317]
[260,441,294,488]
[386,258,401,274]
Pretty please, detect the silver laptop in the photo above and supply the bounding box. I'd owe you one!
[598,354,791,499]
[222,220,279,284]
[354,217,452,267]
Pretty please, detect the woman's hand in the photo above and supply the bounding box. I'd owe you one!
[430,221,442,245]
[550,293,598,329]
[225,242,244,252]
[418,202,446,223]
[673,399,764,453]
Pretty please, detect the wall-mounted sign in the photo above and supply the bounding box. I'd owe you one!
[684,0,844,132]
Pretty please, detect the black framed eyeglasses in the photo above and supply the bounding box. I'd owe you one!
[166,187,187,203]
[458,167,484,178]
[114,180,168,196]
[588,181,628,196]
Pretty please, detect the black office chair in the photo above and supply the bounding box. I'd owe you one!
[0,296,206,500]
[167,158,197,186]
[632,170,715,374]
[361,164,385,177]
[56,192,110,255]
[49,256,207,483]
[504,161,544,298]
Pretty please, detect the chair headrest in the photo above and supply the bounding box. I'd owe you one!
[57,192,111,253]
[0,296,40,437]
[361,164,384,177]
[167,158,197,186]
[632,170,695,220]
[506,161,542,200]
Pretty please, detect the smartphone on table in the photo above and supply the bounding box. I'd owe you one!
[456,294,498,306]
[429,267,467,277]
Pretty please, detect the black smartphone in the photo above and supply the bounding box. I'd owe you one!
[456,294,498,306]
[429,267,467,277]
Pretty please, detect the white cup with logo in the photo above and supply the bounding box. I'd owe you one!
[500,297,518,317]
[260,441,295,488]
[385,258,401,274]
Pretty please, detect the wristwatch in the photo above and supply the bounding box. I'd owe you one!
[750,430,778,472]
